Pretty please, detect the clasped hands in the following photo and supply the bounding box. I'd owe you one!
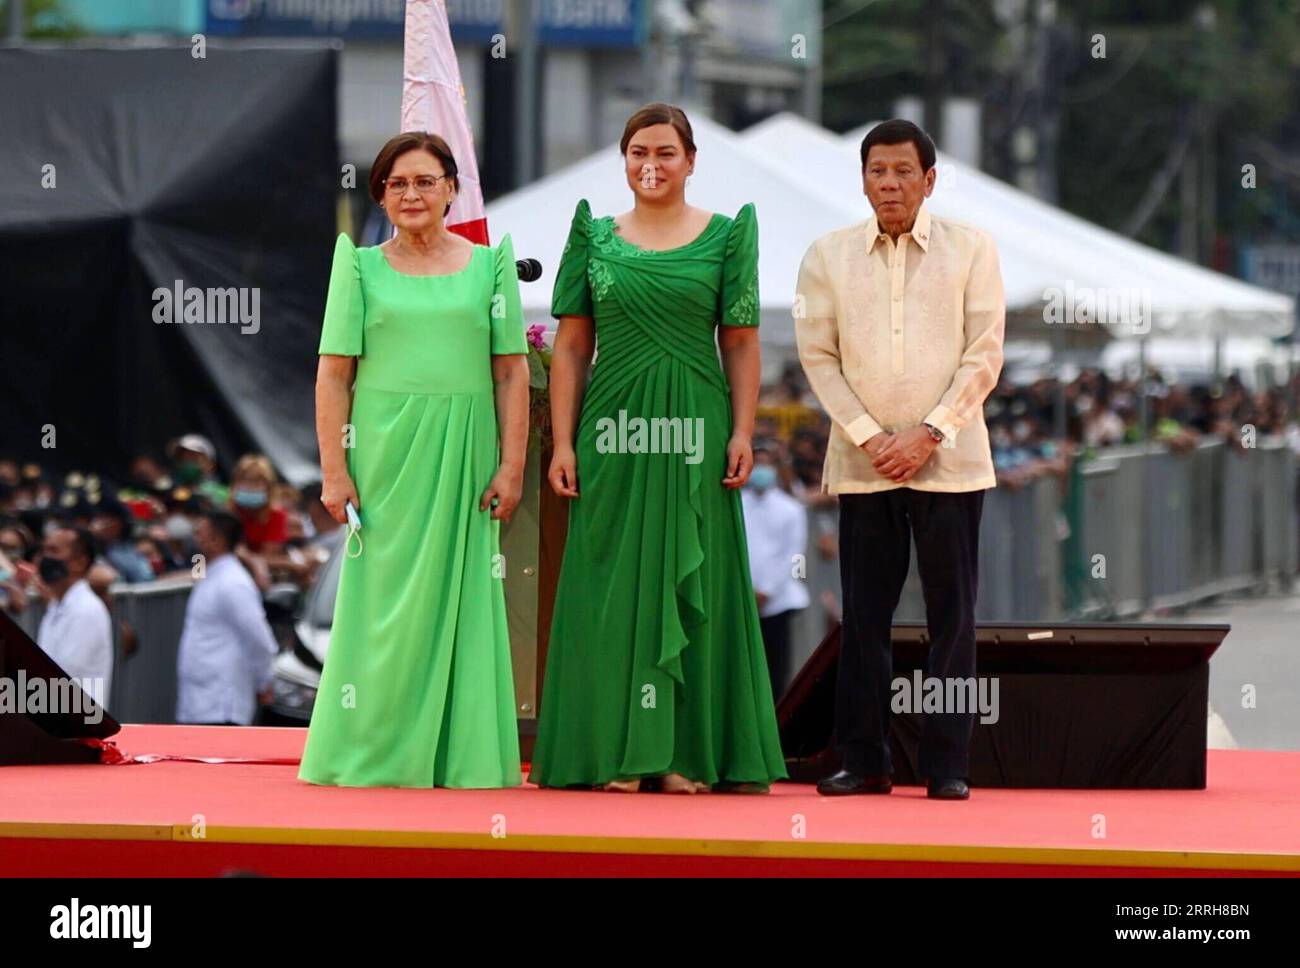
[862,426,941,484]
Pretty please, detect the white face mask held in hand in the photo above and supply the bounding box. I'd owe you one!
[344,500,363,559]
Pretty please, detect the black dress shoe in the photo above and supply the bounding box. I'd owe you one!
[816,770,893,796]
[926,777,970,800]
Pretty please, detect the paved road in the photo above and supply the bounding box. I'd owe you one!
[1180,585,1300,751]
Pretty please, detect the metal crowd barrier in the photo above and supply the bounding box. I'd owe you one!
[109,579,194,723]
[1076,448,1146,615]
[1219,443,1256,588]
[1259,441,1299,581]
[786,435,1297,683]
[1074,437,1296,617]
[891,473,1064,623]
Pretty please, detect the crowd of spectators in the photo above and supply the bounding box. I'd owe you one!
[755,363,1300,500]
[5,367,1294,621]
[0,433,341,622]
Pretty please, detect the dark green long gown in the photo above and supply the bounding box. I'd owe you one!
[528,199,787,788]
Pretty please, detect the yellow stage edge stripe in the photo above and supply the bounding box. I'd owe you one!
[0,822,175,843]
[1,820,1297,871]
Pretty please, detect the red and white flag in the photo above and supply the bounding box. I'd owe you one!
[400,0,488,244]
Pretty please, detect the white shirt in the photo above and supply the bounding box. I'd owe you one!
[794,204,1006,494]
[37,578,113,707]
[1084,410,1125,448]
[175,554,279,725]
[741,486,812,618]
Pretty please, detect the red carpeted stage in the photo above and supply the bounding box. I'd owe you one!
[1,725,1297,877]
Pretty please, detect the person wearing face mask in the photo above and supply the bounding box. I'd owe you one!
[35,526,113,707]
[0,523,34,564]
[90,497,154,584]
[168,434,228,507]
[227,455,288,554]
[175,510,279,726]
[739,442,811,701]
[0,541,27,615]
[227,454,301,589]
[18,466,55,512]
[0,523,38,615]
[156,490,200,572]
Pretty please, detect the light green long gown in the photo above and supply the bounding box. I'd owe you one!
[528,200,788,788]
[298,232,526,788]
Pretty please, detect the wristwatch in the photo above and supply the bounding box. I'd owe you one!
[923,422,945,444]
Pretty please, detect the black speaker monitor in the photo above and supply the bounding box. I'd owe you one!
[0,607,120,766]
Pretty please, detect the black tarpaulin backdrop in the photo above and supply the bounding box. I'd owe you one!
[0,47,338,485]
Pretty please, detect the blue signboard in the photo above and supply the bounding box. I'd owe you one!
[1241,244,1300,301]
[205,0,645,48]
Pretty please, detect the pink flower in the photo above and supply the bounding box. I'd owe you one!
[526,323,548,350]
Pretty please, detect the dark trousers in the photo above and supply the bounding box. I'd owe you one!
[759,608,795,702]
[836,487,984,780]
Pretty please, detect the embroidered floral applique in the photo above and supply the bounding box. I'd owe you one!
[588,258,614,301]
[591,216,652,258]
[587,216,613,250]
[729,277,759,324]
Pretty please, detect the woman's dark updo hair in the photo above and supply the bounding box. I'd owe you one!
[369,131,460,218]
[619,102,696,158]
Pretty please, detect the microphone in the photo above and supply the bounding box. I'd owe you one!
[515,258,543,283]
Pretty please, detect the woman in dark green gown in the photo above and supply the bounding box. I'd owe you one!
[529,104,787,793]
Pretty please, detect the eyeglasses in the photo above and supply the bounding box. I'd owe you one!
[383,174,451,194]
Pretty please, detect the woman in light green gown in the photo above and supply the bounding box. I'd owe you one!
[299,133,529,788]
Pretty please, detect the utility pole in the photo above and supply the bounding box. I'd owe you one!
[923,0,945,146]
[802,2,822,123]
[1035,0,1059,204]
[642,0,658,103]
[7,0,24,41]
[504,0,538,187]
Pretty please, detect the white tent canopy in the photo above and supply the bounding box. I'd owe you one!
[1098,337,1297,387]
[485,112,1294,356]
[484,114,861,355]
[788,114,1293,340]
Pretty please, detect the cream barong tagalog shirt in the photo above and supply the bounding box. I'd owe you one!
[794,204,1006,495]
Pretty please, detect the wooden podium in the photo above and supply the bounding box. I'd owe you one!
[500,438,568,753]
[779,620,1230,788]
